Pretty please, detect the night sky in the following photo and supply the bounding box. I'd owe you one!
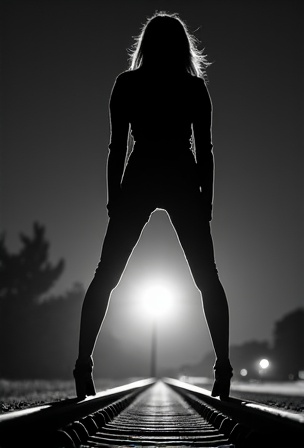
[1,0,303,372]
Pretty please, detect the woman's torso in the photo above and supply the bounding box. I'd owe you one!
[127,68,195,144]
[115,68,210,193]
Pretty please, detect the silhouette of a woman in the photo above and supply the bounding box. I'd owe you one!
[74,12,233,400]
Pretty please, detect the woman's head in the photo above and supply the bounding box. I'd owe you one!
[129,12,210,79]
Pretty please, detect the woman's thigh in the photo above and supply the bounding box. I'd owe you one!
[93,196,155,288]
[165,192,219,288]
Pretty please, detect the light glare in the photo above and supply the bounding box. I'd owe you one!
[142,284,173,318]
[259,359,270,369]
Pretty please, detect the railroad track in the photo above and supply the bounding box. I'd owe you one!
[0,377,303,447]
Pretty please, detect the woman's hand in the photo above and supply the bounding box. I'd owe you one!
[200,192,213,222]
[106,191,123,218]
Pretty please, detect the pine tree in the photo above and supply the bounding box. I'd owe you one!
[0,222,64,304]
[0,222,65,378]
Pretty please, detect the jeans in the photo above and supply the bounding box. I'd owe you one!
[78,143,230,363]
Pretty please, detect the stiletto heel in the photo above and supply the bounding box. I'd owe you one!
[211,359,233,400]
[73,357,96,400]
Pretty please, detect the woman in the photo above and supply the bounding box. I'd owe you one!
[73,12,233,400]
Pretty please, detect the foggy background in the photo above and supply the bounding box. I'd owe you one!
[1,0,303,379]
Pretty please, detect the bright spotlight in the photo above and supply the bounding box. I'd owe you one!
[142,284,173,318]
[259,359,270,369]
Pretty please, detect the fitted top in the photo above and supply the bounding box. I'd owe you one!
[107,67,214,208]
[108,67,213,154]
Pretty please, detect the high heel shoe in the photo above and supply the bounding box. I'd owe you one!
[73,357,96,400]
[211,359,233,400]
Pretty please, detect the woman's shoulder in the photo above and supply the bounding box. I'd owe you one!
[111,70,142,96]
[189,74,208,88]
[190,75,211,100]
[110,70,137,99]
[115,69,141,84]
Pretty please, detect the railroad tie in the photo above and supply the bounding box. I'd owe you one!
[84,381,233,447]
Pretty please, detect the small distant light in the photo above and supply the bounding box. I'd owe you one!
[240,369,248,377]
[299,371,304,380]
[259,359,270,369]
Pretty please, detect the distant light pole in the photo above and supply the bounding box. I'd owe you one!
[142,284,173,379]
[151,315,157,378]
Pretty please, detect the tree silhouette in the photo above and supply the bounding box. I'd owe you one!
[272,308,304,380]
[0,283,84,379]
[0,221,64,304]
[0,222,65,378]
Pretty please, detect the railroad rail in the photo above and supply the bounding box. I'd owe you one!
[0,377,303,447]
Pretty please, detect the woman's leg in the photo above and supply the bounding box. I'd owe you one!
[77,207,152,361]
[167,200,230,363]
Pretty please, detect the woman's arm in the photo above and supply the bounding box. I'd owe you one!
[107,74,130,215]
[192,78,214,221]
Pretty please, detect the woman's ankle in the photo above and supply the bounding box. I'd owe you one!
[76,355,94,366]
[214,358,232,369]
